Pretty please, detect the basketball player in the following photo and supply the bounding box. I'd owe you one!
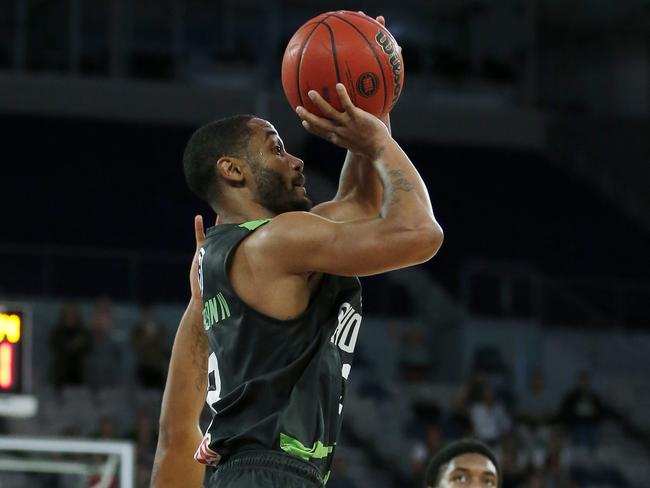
[151,26,442,488]
[425,439,500,488]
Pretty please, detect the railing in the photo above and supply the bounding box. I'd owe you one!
[0,244,190,302]
[461,260,650,328]
[0,0,528,90]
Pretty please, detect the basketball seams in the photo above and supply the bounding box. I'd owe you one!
[319,20,342,84]
[296,16,335,108]
[328,13,388,116]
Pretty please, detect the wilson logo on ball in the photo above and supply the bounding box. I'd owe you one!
[356,72,379,98]
[375,31,402,108]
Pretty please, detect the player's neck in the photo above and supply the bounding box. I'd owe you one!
[218,202,276,225]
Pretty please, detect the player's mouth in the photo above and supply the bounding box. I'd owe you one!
[292,175,306,193]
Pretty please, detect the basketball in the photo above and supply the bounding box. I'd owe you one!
[281,11,404,118]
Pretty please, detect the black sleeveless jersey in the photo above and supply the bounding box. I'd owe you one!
[198,219,362,480]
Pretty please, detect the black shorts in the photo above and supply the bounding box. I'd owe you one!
[207,450,325,488]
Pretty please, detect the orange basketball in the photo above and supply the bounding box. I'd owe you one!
[281,11,404,118]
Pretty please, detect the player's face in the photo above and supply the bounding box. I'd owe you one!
[437,454,498,488]
[247,118,312,214]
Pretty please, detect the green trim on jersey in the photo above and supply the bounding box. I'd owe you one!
[280,433,334,462]
[238,218,271,230]
[324,471,331,484]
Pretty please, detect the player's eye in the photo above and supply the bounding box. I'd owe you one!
[451,474,468,484]
[484,478,496,487]
[274,145,284,155]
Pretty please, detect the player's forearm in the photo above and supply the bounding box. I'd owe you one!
[334,153,382,213]
[373,137,437,228]
[151,432,204,488]
[335,114,391,212]
[151,299,207,487]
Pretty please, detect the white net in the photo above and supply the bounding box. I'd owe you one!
[0,436,134,488]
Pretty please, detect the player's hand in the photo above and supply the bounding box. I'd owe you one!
[189,215,206,302]
[296,83,390,159]
[189,214,221,302]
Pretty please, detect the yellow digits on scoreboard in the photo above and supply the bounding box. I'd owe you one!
[0,313,21,343]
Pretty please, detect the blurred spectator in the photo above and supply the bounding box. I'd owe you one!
[86,297,122,390]
[128,410,158,488]
[328,453,358,488]
[130,304,170,388]
[94,414,118,439]
[544,429,576,488]
[559,371,605,452]
[89,414,120,487]
[523,470,544,488]
[466,370,488,405]
[470,384,512,445]
[518,370,555,468]
[410,422,443,487]
[518,370,555,427]
[399,328,431,384]
[498,431,528,488]
[518,432,576,488]
[442,386,473,440]
[49,302,91,389]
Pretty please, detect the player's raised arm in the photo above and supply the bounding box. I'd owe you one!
[151,216,209,488]
[304,88,384,222]
[307,13,394,223]
[251,84,443,277]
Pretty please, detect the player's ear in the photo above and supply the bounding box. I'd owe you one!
[216,156,245,184]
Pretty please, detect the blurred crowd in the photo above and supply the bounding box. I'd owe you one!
[50,299,170,392]
[4,299,622,488]
[404,369,610,488]
[46,298,171,487]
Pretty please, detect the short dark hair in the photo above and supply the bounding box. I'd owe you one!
[183,114,256,208]
[424,439,500,488]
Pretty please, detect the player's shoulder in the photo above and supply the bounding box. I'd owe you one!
[246,211,330,251]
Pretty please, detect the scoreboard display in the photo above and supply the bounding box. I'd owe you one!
[0,310,25,394]
[0,305,36,417]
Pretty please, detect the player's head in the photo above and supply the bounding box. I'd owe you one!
[425,439,499,488]
[183,115,312,215]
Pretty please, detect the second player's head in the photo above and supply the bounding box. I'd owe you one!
[425,439,499,488]
[183,115,312,216]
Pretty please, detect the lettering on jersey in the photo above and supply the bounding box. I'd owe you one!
[331,302,362,354]
[206,352,221,413]
[198,247,206,297]
[202,293,231,330]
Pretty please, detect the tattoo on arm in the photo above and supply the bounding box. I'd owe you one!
[386,169,414,205]
[190,319,208,392]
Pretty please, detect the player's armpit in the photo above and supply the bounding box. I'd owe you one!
[250,211,442,277]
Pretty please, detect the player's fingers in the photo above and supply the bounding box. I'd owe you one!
[300,120,333,139]
[335,83,356,114]
[215,214,222,225]
[296,106,339,133]
[194,215,205,248]
[306,90,345,121]
[301,120,346,148]
[376,15,385,26]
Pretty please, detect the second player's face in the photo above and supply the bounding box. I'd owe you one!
[247,118,312,214]
[437,454,498,488]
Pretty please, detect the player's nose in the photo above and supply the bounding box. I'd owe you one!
[290,154,304,172]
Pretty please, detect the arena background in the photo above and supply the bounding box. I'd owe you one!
[1,0,649,487]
